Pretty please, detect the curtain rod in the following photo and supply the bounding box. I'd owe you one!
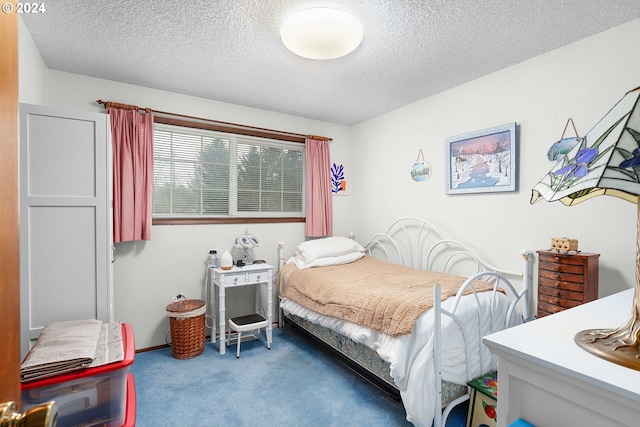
[95,99,332,141]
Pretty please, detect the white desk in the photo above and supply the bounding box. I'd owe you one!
[209,263,273,354]
[484,289,640,427]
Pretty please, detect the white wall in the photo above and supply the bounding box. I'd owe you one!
[18,21,352,349]
[350,19,640,302]
[18,18,47,104]
[18,16,640,349]
[50,76,352,349]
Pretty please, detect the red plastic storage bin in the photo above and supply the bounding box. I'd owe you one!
[21,323,135,427]
[122,373,136,427]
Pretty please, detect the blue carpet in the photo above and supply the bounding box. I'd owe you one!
[130,326,468,426]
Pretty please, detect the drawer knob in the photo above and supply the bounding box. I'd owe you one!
[552,289,560,297]
[552,307,560,313]
[554,265,562,271]
[553,274,560,280]
[553,256,561,262]
[233,277,238,283]
[256,275,261,280]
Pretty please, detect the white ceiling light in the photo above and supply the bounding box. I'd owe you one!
[280,8,363,60]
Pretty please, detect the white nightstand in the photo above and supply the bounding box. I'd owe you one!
[209,263,273,354]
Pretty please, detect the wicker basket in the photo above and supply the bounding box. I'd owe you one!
[165,298,206,360]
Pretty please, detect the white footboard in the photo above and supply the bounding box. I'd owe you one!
[433,249,534,427]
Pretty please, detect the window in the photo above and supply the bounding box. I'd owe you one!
[153,124,305,219]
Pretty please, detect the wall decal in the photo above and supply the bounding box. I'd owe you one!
[331,162,348,195]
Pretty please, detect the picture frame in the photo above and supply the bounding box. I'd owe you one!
[445,122,517,194]
[330,161,349,196]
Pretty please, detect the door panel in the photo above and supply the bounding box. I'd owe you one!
[26,114,97,197]
[28,206,98,333]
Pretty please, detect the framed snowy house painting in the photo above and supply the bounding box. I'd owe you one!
[445,122,517,194]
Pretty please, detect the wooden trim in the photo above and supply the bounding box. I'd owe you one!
[153,217,305,225]
[135,324,278,353]
[97,99,332,142]
[154,116,306,143]
[0,11,20,405]
[108,105,315,224]
[135,344,170,353]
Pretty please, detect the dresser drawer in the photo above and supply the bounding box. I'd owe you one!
[538,276,583,292]
[538,252,589,267]
[538,284,584,301]
[539,260,585,275]
[536,250,600,319]
[537,302,564,316]
[538,269,584,285]
[538,292,583,309]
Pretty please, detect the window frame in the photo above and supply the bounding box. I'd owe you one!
[152,116,306,225]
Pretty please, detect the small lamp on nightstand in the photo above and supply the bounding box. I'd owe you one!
[234,228,259,265]
[531,85,640,370]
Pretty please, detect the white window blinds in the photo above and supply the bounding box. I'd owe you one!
[153,124,305,218]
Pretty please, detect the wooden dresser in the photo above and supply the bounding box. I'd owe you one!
[536,250,599,318]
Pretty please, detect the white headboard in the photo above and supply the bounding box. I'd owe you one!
[362,217,534,319]
[276,217,534,320]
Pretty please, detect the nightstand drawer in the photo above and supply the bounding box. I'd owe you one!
[213,268,272,287]
[217,271,247,287]
[248,271,270,283]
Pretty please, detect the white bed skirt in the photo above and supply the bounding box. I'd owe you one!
[281,292,521,427]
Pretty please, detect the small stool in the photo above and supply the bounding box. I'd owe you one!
[228,314,270,358]
[466,371,498,427]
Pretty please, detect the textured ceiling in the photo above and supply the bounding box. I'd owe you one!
[22,1,640,125]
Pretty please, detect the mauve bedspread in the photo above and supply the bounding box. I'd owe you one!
[279,255,494,336]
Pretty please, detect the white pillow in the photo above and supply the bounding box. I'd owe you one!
[295,236,365,263]
[291,251,364,270]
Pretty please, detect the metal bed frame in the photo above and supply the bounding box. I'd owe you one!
[278,217,533,427]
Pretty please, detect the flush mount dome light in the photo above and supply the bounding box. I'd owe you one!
[280,8,363,60]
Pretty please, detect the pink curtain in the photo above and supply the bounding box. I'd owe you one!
[107,107,154,242]
[305,138,333,236]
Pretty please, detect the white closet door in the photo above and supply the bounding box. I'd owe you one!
[19,103,113,358]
